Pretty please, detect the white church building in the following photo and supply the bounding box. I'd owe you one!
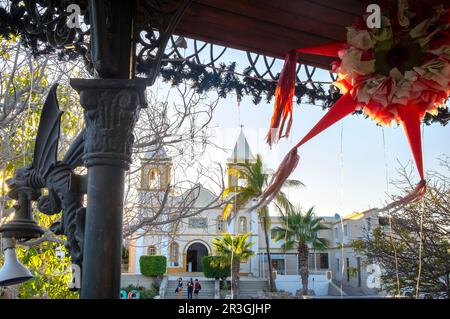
[125,129,383,296]
[127,129,265,276]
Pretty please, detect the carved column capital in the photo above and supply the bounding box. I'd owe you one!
[70,79,147,169]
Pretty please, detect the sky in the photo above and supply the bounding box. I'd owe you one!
[160,44,450,217]
[206,94,449,217]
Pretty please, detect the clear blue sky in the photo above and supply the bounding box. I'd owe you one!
[166,44,450,216]
[208,94,449,216]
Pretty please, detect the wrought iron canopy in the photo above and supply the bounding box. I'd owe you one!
[1,0,448,123]
[1,0,347,83]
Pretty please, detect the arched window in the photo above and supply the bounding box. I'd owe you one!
[148,168,160,189]
[237,174,247,188]
[217,216,225,232]
[147,246,157,256]
[239,217,247,233]
[169,242,179,263]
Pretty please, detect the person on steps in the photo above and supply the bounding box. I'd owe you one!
[187,278,194,299]
[194,279,202,299]
[175,277,183,299]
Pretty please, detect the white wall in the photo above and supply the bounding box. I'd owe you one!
[275,274,329,296]
[134,234,145,274]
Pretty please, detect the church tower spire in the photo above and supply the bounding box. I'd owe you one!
[226,127,255,188]
[227,126,255,164]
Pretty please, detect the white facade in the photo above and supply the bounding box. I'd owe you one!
[125,130,384,296]
[128,129,262,276]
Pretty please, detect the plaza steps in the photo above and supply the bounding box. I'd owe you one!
[165,279,215,299]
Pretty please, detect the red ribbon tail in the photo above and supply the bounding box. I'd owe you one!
[377,104,426,212]
[397,104,425,180]
[378,180,427,213]
[252,148,300,210]
[266,42,344,147]
[266,51,297,147]
[295,42,345,57]
[296,93,357,148]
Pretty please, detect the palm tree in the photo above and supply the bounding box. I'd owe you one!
[212,233,255,298]
[222,154,303,291]
[272,207,329,295]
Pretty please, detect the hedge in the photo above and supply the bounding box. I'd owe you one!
[139,255,167,277]
[202,256,231,279]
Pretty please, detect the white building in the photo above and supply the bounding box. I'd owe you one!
[125,129,383,296]
[127,129,262,276]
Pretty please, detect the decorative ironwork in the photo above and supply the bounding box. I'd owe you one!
[163,35,336,99]
[2,0,336,86]
[162,36,337,86]
[134,0,193,84]
[71,78,148,169]
[0,84,86,269]
[1,0,447,124]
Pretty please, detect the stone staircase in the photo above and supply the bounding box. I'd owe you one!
[165,279,215,299]
[238,279,270,298]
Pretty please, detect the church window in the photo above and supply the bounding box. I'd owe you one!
[217,216,225,232]
[237,175,247,187]
[169,242,179,264]
[239,217,247,233]
[148,168,160,189]
[189,218,208,229]
[147,246,157,256]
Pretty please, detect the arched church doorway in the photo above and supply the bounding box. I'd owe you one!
[186,242,208,272]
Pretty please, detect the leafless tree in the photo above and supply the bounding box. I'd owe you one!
[354,156,450,298]
[123,82,229,241]
[0,37,87,156]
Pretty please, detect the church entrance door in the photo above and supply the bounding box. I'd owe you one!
[186,242,208,272]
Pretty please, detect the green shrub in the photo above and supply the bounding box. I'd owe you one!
[139,255,167,277]
[139,288,158,299]
[202,256,231,279]
[120,284,159,299]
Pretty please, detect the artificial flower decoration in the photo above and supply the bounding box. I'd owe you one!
[259,0,449,209]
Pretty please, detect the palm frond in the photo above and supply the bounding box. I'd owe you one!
[275,206,329,250]
[212,233,255,264]
[284,179,305,188]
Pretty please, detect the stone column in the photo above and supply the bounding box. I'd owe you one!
[71,78,147,298]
